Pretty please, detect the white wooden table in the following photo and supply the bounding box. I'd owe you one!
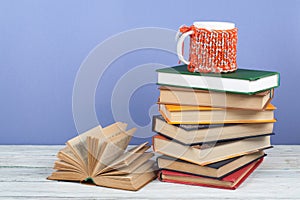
[0,145,299,199]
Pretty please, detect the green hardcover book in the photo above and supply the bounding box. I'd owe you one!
[156,65,280,94]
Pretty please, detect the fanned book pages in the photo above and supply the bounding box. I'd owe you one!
[48,122,157,191]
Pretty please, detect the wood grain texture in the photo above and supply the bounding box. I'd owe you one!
[0,145,299,199]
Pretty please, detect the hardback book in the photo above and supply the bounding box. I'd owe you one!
[152,134,272,166]
[159,103,276,124]
[153,115,274,144]
[157,151,265,179]
[48,122,157,191]
[156,65,280,95]
[158,158,263,190]
[158,86,274,110]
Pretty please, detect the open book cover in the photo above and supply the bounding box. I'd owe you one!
[48,122,157,191]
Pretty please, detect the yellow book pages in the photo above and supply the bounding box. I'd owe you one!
[165,103,276,112]
[165,119,277,125]
[159,110,277,125]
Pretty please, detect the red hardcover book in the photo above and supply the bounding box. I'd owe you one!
[158,158,263,190]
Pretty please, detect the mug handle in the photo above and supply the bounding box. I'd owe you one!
[176,30,194,65]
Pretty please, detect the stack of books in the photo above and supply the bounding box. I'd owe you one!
[152,64,280,189]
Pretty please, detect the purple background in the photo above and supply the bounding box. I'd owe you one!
[0,0,299,144]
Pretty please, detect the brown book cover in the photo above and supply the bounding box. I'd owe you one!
[157,151,266,179]
[158,158,264,190]
[152,115,274,145]
[159,103,277,124]
[153,134,272,166]
[158,86,274,110]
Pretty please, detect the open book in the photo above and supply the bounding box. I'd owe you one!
[48,122,157,191]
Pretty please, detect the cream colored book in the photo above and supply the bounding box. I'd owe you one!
[159,103,277,124]
[158,86,273,110]
[153,115,274,144]
[157,151,265,179]
[153,134,272,166]
[48,122,157,191]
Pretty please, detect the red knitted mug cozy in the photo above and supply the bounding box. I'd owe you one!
[179,25,238,73]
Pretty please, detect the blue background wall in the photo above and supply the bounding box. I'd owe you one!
[0,0,299,144]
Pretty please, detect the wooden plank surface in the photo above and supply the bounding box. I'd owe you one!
[0,145,299,199]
